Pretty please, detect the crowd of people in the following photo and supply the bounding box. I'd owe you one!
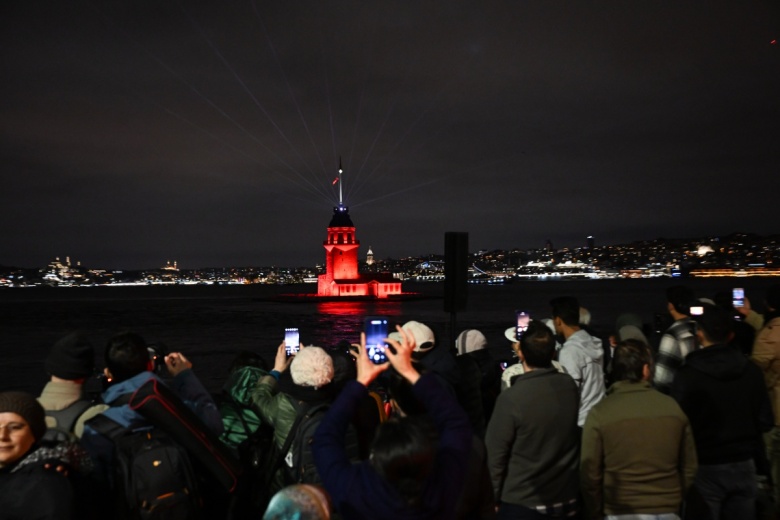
[2,284,780,520]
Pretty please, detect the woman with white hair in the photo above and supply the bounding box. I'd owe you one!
[251,343,335,492]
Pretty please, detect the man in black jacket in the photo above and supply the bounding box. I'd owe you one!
[671,304,773,520]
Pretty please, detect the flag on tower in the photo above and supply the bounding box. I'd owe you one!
[332,177,339,185]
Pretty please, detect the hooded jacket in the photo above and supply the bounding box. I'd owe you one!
[751,316,780,426]
[671,343,772,465]
[558,330,605,426]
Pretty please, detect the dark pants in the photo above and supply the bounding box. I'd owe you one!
[691,459,756,520]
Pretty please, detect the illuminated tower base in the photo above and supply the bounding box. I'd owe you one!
[317,204,401,298]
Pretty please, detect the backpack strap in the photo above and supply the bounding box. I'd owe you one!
[85,413,130,441]
[83,393,135,440]
[263,401,313,487]
[46,399,93,434]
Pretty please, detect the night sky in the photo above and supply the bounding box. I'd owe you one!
[2,1,778,269]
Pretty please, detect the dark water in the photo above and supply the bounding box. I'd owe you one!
[1,278,772,394]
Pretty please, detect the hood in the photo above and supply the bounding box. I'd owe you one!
[566,329,604,361]
[102,371,158,404]
[684,344,749,380]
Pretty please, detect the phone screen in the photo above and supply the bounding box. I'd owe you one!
[285,328,300,357]
[364,316,389,365]
[516,311,530,340]
[732,288,745,308]
[690,306,704,316]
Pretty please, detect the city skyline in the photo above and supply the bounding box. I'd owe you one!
[3,2,779,269]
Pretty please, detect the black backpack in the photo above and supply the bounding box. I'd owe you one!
[282,401,361,486]
[88,414,203,520]
[42,399,93,442]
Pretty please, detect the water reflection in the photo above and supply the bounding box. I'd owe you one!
[311,301,405,348]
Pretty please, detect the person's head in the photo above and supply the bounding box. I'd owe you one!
[402,321,436,354]
[290,347,334,389]
[666,285,695,316]
[329,348,357,390]
[0,392,47,467]
[105,331,151,383]
[370,414,437,507]
[519,320,556,369]
[45,332,95,381]
[550,296,580,330]
[612,339,653,383]
[455,329,487,356]
[263,484,331,520]
[228,350,268,374]
[692,303,734,346]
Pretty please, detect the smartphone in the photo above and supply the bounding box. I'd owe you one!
[364,316,389,365]
[515,311,530,340]
[284,327,300,357]
[732,288,745,308]
[689,306,704,316]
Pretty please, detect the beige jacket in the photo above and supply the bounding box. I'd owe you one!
[751,316,780,425]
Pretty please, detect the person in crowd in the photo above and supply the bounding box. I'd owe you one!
[500,321,565,391]
[709,291,755,356]
[486,321,580,519]
[403,320,461,394]
[750,285,780,506]
[312,326,473,519]
[1,391,94,520]
[37,332,108,438]
[455,328,502,426]
[581,339,697,520]
[452,329,489,438]
[218,350,269,455]
[263,483,332,520]
[603,314,649,388]
[252,343,335,488]
[329,347,383,459]
[551,296,605,427]
[736,293,767,332]
[387,360,495,518]
[654,285,697,394]
[80,331,223,482]
[672,303,772,520]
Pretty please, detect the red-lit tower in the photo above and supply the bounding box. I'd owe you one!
[317,159,402,298]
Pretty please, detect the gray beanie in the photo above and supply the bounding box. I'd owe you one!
[0,391,47,442]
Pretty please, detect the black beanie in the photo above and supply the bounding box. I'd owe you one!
[45,332,95,380]
[0,391,47,442]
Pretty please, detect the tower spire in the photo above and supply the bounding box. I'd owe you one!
[338,156,343,206]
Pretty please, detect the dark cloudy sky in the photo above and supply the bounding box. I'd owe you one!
[2,1,778,269]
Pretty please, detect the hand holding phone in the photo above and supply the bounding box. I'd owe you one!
[732,288,745,308]
[515,311,530,340]
[284,328,300,357]
[364,316,389,364]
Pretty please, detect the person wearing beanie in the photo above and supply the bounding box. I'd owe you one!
[37,332,108,439]
[252,343,337,493]
[0,391,89,519]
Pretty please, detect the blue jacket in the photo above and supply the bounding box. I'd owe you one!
[80,370,222,483]
[313,373,472,519]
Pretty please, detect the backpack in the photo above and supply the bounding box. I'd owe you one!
[282,401,362,486]
[89,414,202,520]
[42,399,93,442]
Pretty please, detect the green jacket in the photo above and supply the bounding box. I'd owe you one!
[580,381,697,519]
[251,375,298,451]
